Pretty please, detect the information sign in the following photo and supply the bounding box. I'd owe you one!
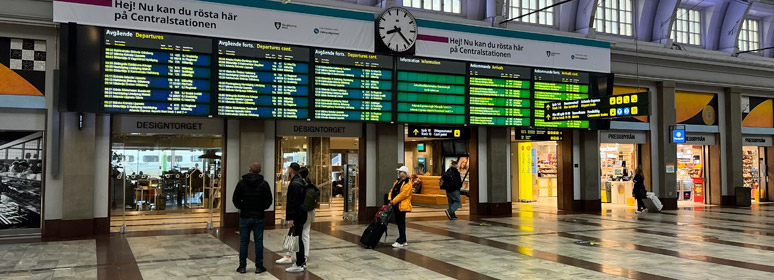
[514,129,563,141]
[544,92,649,121]
[102,29,212,115]
[313,49,393,122]
[468,63,532,126]
[406,125,469,139]
[532,68,590,128]
[396,57,467,125]
[216,39,310,119]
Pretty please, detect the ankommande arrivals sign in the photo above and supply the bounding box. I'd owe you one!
[53,0,374,51]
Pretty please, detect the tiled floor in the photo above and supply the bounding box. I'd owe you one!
[4,202,774,279]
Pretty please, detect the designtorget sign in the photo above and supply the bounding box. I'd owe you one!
[544,92,650,122]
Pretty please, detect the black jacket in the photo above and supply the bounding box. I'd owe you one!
[444,167,462,192]
[285,175,307,222]
[232,172,273,218]
[633,174,647,199]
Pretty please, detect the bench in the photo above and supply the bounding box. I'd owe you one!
[412,175,467,205]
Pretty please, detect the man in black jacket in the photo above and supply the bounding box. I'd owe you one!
[443,160,463,220]
[284,162,307,273]
[233,162,272,274]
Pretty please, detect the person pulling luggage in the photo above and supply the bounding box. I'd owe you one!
[388,166,413,248]
[633,167,648,215]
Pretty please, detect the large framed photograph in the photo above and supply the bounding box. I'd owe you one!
[0,131,44,230]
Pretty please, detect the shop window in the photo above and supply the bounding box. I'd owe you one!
[0,150,5,160]
[7,149,23,159]
[672,8,702,46]
[142,155,159,163]
[595,0,633,36]
[404,0,462,13]
[505,0,555,26]
[126,155,135,163]
[738,18,761,54]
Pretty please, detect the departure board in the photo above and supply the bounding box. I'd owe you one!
[396,57,467,124]
[216,40,309,119]
[468,63,531,126]
[313,49,393,122]
[102,29,212,115]
[532,68,590,128]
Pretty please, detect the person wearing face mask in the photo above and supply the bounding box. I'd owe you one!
[388,166,413,248]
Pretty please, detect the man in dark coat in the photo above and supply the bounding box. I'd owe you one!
[233,162,273,274]
[284,162,308,273]
[443,160,463,220]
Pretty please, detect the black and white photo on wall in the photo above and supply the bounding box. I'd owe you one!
[0,131,43,230]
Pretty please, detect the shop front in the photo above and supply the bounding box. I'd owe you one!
[742,135,771,202]
[108,115,224,232]
[676,133,717,204]
[274,120,365,222]
[599,131,647,206]
[510,129,563,204]
[404,125,471,207]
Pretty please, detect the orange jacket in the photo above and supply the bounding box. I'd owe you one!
[388,179,413,212]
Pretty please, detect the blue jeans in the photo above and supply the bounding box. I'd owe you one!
[239,217,265,267]
[447,190,461,218]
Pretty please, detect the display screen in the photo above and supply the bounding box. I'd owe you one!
[102,29,213,115]
[313,49,393,122]
[532,68,590,128]
[468,63,532,126]
[396,57,467,124]
[216,40,310,119]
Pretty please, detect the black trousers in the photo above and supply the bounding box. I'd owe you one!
[637,198,646,211]
[291,212,307,266]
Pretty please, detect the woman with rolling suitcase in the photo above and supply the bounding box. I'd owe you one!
[388,166,413,248]
[633,167,648,214]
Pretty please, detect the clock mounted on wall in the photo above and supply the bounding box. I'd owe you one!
[375,6,418,54]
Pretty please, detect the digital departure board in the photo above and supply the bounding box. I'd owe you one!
[313,49,393,122]
[102,29,213,115]
[532,68,590,128]
[468,63,531,126]
[216,40,310,119]
[396,57,467,125]
[545,92,649,121]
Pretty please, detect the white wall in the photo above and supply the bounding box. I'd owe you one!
[226,119,240,213]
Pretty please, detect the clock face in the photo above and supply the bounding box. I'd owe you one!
[377,7,418,53]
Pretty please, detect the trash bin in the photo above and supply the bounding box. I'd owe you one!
[735,187,751,207]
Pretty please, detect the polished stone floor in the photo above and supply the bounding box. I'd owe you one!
[3,202,774,279]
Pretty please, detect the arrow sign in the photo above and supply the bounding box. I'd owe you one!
[413,129,419,135]
[544,92,650,122]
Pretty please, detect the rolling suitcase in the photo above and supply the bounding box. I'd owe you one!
[643,192,663,212]
[360,221,387,249]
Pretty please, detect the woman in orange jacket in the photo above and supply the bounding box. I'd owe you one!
[389,166,413,248]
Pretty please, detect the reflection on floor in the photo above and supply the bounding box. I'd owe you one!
[110,212,221,232]
[9,200,774,279]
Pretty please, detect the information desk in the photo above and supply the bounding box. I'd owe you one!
[532,68,590,128]
[102,29,213,115]
[396,57,467,125]
[216,40,310,119]
[468,63,532,126]
[312,49,393,122]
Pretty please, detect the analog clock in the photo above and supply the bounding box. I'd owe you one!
[377,7,418,53]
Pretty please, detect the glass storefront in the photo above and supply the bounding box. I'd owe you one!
[676,145,706,203]
[600,143,638,205]
[110,133,223,231]
[404,130,470,205]
[275,136,360,222]
[512,141,557,202]
[0,131,43,231]
[743,146,767,202]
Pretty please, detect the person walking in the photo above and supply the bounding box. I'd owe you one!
[443,160,463,220]
[284,163,308,273]
[389,166,413,248]
[633,167,648,214]
[233,163,273,274]
[276,167,316,268]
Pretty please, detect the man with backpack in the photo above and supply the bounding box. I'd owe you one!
[276,167,319,269]
[442,160,463,220]
[282,163,316,273]
[233,162,273,274]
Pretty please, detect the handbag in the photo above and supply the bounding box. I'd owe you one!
[283,228,299,253]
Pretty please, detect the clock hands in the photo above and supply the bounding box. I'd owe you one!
[397,28,411,44]
[386,27,399,34]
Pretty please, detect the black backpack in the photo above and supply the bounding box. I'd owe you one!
[440,170,454,190]
[300,182,320,212]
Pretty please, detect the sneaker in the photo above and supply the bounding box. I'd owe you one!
[285,264,305,273]
[392,242,407,248]
[255,266,267,274]
[275,256,292,264]
[444,210,451,220]
[236,266,246,274]
[302,262,307,269]
[642,209,648,213]
[635,211,641,214]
